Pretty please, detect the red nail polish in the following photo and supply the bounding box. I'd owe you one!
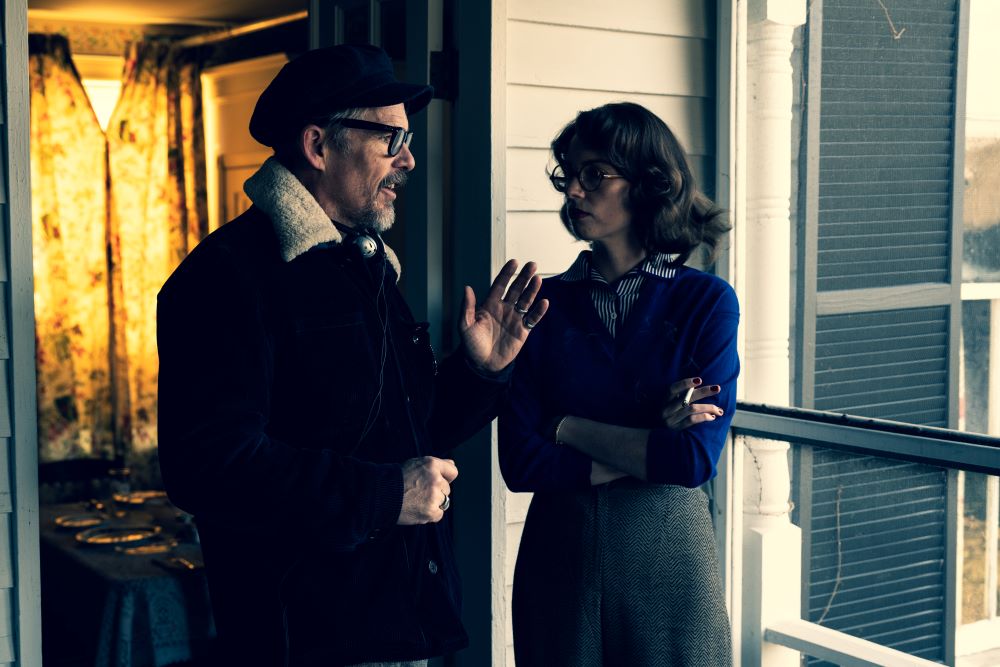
[711,385,720,392]
[693,378,702,385]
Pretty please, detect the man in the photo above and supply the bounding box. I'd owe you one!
[156,45,547,667]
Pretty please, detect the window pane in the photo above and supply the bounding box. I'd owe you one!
[964,472,989,624]
[961,300,991,435]
[80,79,121,132]
[996,486,1000,616]
[963,0,1000,282]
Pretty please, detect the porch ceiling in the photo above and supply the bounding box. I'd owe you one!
[27,0,308,26]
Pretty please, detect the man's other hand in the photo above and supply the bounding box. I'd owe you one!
[397,456,459,525]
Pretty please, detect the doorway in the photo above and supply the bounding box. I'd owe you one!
[27,7,307,665]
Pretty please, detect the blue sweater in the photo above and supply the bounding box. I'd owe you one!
[498,264,740,491]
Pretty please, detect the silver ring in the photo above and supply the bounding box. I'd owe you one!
[524,320,536,330]
[514,305,529,315]
[440,495,451,511]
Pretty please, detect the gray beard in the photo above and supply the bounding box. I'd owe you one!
[347,200,395,233]
[346,172,406,233]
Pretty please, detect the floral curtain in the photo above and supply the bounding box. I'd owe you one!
[106,41,208,454]
[29,34,115,462]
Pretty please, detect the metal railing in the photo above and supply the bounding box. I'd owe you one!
[731,402,1000,666]
[733,402,1000,476]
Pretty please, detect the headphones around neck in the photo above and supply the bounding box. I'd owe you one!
[353,232,380,259]
[333,221,383,260]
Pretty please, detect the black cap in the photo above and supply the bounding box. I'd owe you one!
[249,44,434,147]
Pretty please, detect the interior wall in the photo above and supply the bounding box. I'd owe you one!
[201,54,285,231]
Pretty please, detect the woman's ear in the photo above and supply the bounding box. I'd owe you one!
[300,124,327,170]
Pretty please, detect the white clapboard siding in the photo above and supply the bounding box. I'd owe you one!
[507,22,711,98]
[505,212,583,277]
[502,2,715,662]
[508,85,711,154]
[506,148,561,212]
[507,0,712,39]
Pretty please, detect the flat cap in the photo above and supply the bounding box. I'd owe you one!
[249,44,434,147]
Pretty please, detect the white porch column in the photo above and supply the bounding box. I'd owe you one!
[740,0,806,666]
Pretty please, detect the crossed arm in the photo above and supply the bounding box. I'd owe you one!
[498,292,740,491]
[553,378,725,485]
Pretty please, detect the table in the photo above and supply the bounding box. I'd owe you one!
[40,500,216,667]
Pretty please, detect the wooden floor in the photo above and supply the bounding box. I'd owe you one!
[958,647,1000,667]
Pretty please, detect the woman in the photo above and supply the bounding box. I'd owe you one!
[498,102,738,666]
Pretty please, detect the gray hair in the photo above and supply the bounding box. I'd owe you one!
[273,107,368,168]
[317,107,368,153]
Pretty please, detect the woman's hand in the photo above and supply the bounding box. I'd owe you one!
[661,377,724,430]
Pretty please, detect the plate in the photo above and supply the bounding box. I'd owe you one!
[115,534,178,555]
[54,512,105,529]
[153,555,204,572]
[112,490,169,505]
[75,524,161,546]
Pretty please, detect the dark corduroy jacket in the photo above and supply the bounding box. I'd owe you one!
[157,159,508,666]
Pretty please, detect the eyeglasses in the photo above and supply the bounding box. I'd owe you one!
[332,118,414,157]
[549,162,626,193]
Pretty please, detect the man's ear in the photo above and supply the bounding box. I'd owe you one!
[300,124,327,170]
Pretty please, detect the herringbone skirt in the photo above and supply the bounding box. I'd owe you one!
[512,480,732,667]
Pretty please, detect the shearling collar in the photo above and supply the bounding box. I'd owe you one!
[243,156,401,277]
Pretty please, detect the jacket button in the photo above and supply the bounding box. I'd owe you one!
[412,334,420,344]
[428,560,438,574]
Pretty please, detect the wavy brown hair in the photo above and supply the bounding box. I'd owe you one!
[551,102,730,266]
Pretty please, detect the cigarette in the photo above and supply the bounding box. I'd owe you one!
[682,387,695,408]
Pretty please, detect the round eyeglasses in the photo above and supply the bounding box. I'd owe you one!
[332,118,415,157]
[549,162,626,193]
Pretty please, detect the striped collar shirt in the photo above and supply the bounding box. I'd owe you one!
[559,251,676,337]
